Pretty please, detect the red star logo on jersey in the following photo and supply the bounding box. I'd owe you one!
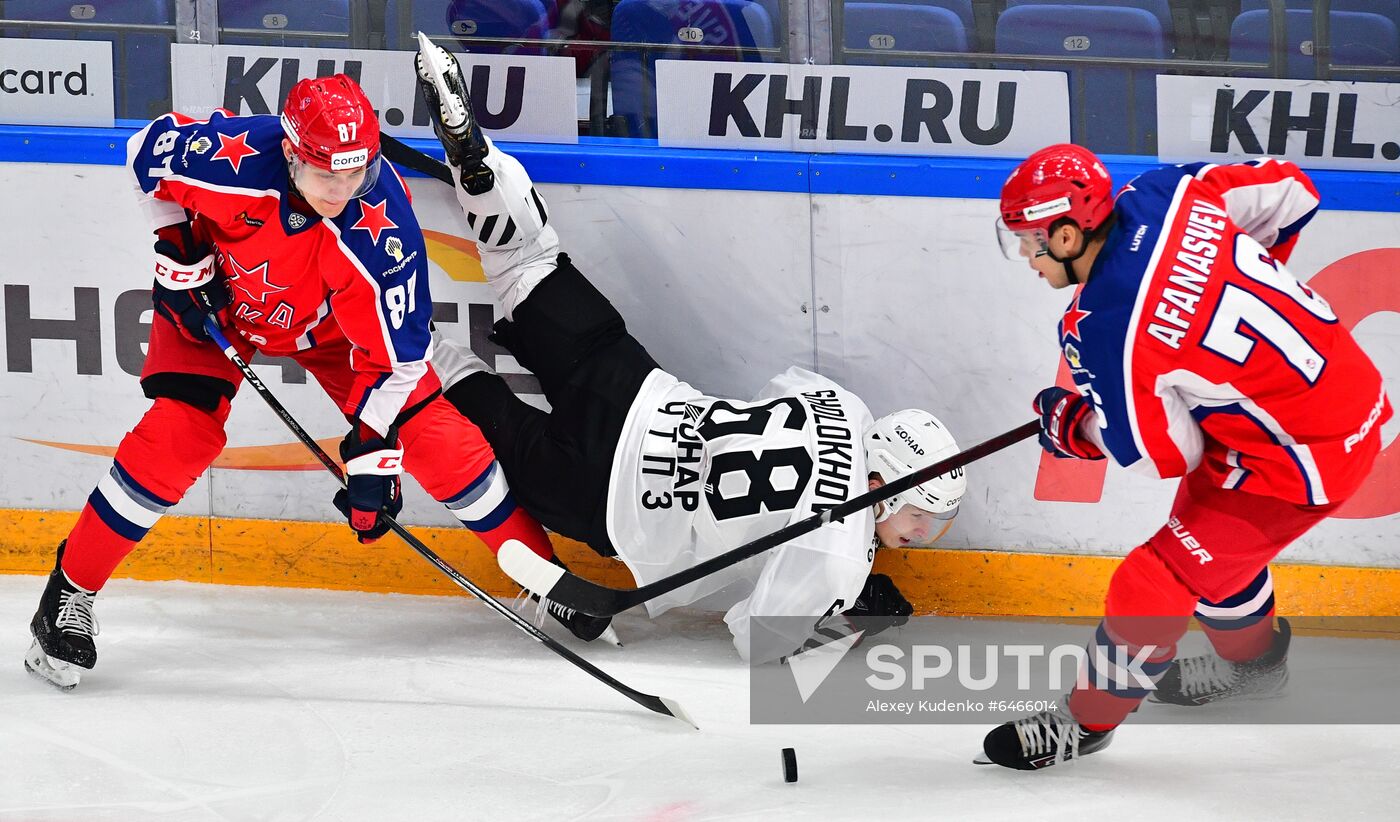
[1061,294,1092,341]
[351,199,398,246]
[225,252,288,305]
[212,131,259,174]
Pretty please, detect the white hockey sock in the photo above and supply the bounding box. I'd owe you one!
[450,136,560,320]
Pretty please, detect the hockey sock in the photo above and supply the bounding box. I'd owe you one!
[62,398,229,591]
[1069,544,1197,730]
[1196,568,1278,662]
[440,462,553,560]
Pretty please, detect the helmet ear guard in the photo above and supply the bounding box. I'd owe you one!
[864,410,967,523]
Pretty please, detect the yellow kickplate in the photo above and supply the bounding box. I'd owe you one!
[3,509,1398,623]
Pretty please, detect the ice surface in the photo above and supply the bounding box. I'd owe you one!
[1,576,1397,821]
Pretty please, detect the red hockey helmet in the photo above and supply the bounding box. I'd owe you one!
[996,143,1113,260]
[280,74,382,200]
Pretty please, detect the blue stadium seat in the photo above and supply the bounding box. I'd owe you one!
[610,0,776,137]
[1239,0,1400,34]
[996,4,1165,154]
[1229,8,1400,78]
[443,0,551,55]
[843,4,968,66]
[218,1,351,49]
[2,0,175,120]
[384,0,453,50]
[1005,0,1176,54]
[849,0,975,33]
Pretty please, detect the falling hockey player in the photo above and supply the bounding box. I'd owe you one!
[980,144,1390,769]
[24,73,587,691]
[413,34,966,663]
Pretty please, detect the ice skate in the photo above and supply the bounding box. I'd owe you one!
[25,541,100,691]
[517,556,620,646]
[1150,618,1291,706]
[414,31,493,194]
[975,705,1114,770]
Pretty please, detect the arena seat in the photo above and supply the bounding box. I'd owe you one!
[609,0,776,138]
[1229,7,1400,78]
[1239,0,1400,34]
[996,4,1165,154]
[842,3,969,66]
[383,0,452,50]
[1004,0,1178,54]
[850,0,975,32]
[442,0,551,55]
[218,1,351,49]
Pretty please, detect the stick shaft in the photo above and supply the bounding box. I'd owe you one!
[200,319,692,724]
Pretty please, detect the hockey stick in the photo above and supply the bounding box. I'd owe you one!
[201,318,695,728]
[381,134,454,186]
[498,421,1041,618]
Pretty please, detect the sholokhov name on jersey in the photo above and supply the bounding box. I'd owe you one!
[802,389,856,514]
[1146,199,1229,350]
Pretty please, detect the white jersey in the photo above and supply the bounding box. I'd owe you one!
[607,366,877,662]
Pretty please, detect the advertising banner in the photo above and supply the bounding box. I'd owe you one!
[0,37,114,127]
[656,61,1070,156]
[170,44,577,143]
[1157,75,1400,171]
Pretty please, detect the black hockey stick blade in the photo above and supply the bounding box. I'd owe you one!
[381,134,454,185]
[202,318,695,728]
[499,420,1042,618]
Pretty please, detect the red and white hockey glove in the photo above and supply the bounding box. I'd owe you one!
[151,221,228,343]
[1033,387,1105,460]
[334,424,404,544]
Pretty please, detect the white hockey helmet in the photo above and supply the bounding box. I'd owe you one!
[864,410,966,523]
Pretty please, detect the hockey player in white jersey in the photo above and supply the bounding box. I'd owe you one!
[416,41,965,662]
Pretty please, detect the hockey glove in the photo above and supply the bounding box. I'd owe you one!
[846,573,914,639]
[1033,386,1105,460]
[333,424,404,544]
[151,221,228,343]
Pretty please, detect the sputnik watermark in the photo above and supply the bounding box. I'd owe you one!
[864,642,1157,692]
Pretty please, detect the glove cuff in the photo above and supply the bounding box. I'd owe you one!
[154,249,216,290]
[345,448,405,476]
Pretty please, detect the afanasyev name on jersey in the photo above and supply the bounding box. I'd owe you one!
[1141,197,1231,351]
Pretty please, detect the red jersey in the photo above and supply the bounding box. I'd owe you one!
[127,110,432,436]
[1064,159,1389,506]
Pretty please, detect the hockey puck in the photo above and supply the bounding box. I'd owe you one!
[781,747,798,783]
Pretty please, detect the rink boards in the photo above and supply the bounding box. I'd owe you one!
[1,133,1397,615]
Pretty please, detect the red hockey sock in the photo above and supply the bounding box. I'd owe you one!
[1195,568,1278,662]
[61,398,228,591]
[1202,609,1277,662]
[1069,544,1198,730]
[474,505,554,560]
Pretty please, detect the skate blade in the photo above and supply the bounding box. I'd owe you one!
[972,752,994,765]
[24,641,80,690]
[598,624,623,648]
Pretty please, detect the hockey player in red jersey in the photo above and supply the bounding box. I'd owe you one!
[24,75,576,691]
[979,144,1390,769]
[413,40,962,663]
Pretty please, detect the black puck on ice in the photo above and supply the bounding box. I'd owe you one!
[781,747,798,783]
